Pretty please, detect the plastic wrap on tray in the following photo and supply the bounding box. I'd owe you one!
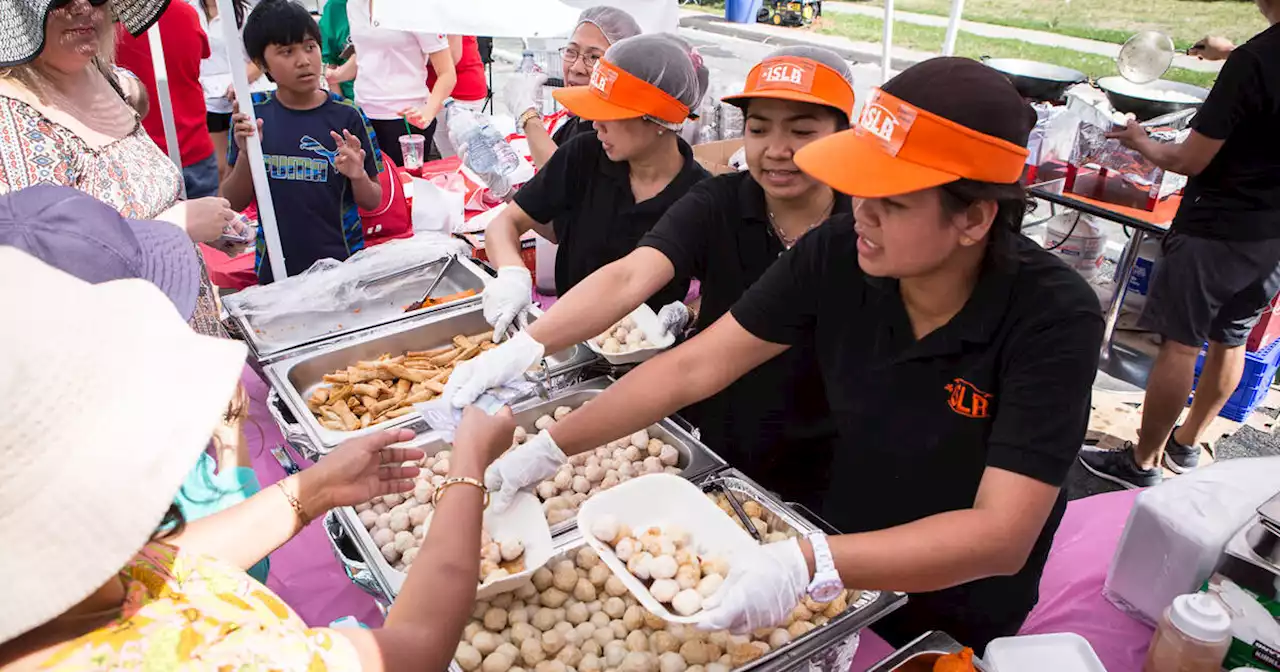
[1073,124,1190,198]
[224,237,469,339]
[1027,103,1081,169]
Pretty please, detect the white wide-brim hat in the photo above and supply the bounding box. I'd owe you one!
[0,0,171,68]
[0,248,247,644]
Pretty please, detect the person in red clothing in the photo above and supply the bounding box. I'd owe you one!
[115,1,220,199]
[429,35,488,158]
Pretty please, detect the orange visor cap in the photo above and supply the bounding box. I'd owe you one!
[553,59,691,124]
[722,56,856,120]
[794,88,1030,198]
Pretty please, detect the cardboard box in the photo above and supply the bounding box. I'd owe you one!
[693,139,744,175]
[458,229,537,275]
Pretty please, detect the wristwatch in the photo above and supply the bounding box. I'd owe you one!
[517,108,542,132]
[805,532,844,602]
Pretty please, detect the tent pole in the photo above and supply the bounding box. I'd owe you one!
[147,23,186,199]
[216,0,287,282]
[942,0,965,56]
[881,0,894,83]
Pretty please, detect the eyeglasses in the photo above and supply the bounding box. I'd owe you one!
[51,0,112,9]
[559,47,602,68]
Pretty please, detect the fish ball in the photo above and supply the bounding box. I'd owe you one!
[482,651,514,672]
[671,589,703,616]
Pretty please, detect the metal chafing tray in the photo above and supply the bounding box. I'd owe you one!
[225,253,491,363]
[327,513,899,672]
[865,631,979,672]
[263,302,597,456]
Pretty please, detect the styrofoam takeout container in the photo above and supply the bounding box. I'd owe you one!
[585,304,677,366]
[577,473,757,623]
[396,490,554,600]
[985,633,1106,672]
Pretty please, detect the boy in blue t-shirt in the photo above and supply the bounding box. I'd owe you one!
[221,0,383,285]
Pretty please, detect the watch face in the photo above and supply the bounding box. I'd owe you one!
[809,578,843,603]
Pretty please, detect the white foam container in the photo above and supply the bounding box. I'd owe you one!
[393,490,555,600]
[576,473,757,623]
[985,633,1106,672]
[585,304,676,366]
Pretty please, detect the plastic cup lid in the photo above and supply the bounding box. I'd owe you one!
[1170,593,1232,642]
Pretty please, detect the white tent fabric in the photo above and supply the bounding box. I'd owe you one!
[371,0,678,37]
[882,0,967,81]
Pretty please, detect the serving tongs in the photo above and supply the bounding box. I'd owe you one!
[701,478,764,543]
[405,256,457,312]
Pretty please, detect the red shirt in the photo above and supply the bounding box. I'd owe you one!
[115,2,214,167]
[428,36,487,102]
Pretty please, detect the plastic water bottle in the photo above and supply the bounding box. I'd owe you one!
[444,103,516,201]
[518,50,545,114]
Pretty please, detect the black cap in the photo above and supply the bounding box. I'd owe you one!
[883,57,1036,151]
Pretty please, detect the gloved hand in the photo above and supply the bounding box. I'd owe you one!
[444,330,546,408]
[502,71,549,120]
[484,266,533,340]
[484,428,567,512]
[696,537,811,634]
[657,301,692,337]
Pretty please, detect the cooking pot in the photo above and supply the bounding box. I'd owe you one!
[981,57,1087,102]
[1095,76,1209,121]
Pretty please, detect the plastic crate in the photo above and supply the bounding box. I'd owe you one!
[1191,336,1280,421]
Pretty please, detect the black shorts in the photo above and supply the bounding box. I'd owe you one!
[1139,231,1280,347]
[207,111,231,133]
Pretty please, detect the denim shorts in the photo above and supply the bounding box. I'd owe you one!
[183,153,220,200]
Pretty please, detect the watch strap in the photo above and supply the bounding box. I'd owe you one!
[808,532,835,575]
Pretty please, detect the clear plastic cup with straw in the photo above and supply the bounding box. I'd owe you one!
[399,135,425,170]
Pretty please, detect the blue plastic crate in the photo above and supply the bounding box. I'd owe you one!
[1191,336,1280,421]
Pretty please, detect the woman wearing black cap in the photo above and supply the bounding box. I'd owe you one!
[449,46,855,510]
[478,33,710,342]
[479,57,1105,650]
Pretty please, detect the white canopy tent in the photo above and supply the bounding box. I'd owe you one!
[880,0,966,82]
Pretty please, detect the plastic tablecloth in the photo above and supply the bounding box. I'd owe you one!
[242,369,1150,670]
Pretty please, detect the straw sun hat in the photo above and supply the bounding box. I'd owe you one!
[0,248,246,644]
[0,0,171,68]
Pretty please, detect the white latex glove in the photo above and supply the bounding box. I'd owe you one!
[696,537,811,634]
[657,301,692,337]
[444,330,546,409]
[502,71,549,120]
[485,428,567,512]
[484,266,533,340]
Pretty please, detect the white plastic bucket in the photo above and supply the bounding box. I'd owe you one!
[1045,212,1107,280]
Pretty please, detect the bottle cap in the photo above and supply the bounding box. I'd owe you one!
[1169,593,1232,643]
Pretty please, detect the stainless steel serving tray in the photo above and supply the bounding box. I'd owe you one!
[225,254,490,363]
[263,302,597,455]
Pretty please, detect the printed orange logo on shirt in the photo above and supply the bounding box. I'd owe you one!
[945,378,993,419]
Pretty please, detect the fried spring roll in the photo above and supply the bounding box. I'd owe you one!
[407,344,455,358]
[467,330,495,344]
[385,406,417,418]
[361,395,378,409]
[429,348,461,366]
[312,388,331,403]
[352,383,380,397]
[322,372,349,383]
[382,362,429,383]
[455,344,482,363]
[333,402,360,431]
[328,385,353,404]
[369,395,405,416]
[321,419,345,430]
[360,412,372,429]
[452,335,474,350]
[395,378,412,396]
[422,379,446,394]
[321,407,344,423]
[406,390,434,404]
[346,367,381,383]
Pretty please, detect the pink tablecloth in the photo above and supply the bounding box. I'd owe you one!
[245,366,1150,666]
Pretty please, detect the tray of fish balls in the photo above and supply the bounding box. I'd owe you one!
[450,532,876,672]
[338,433,556,601]
[585,305,676,366]
[506,377,727,535]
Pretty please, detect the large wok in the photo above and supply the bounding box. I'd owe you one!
[1095,76,1209,121]
[982,58,1087,102]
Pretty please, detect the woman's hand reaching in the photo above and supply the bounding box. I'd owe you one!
[450,406,517,479]
[158,197,237,244]
[300,428,425,511]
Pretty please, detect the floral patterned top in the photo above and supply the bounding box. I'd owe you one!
[37,543,362,671]
[0,93,226,338]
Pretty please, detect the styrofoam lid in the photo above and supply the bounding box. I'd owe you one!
[1170,593,1232,643]
[986,633,1106,672]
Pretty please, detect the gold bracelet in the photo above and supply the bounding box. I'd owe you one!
[433,476,490,508]
[276,481,311,527]
[518,108,541,131]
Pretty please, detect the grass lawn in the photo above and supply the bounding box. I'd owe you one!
[812,12,1217,86]
[861,0,1266,49]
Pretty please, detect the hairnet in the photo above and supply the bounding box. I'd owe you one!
[765,45,855,85]
[575,6,642,45]
[605,33,706,129]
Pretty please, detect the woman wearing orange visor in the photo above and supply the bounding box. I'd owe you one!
[477,58,1104,651]
[479,34,709,338]
[449,46,854,510]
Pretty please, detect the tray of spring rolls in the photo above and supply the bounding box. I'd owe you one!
[224,250,491,363]
[262,302,598,456]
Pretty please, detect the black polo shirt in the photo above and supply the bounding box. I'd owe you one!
[552,115,595,146]
[514,133,708,308]
[638,172,846,508]
[1174,23,1280,240]
[731,217,1104,649]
